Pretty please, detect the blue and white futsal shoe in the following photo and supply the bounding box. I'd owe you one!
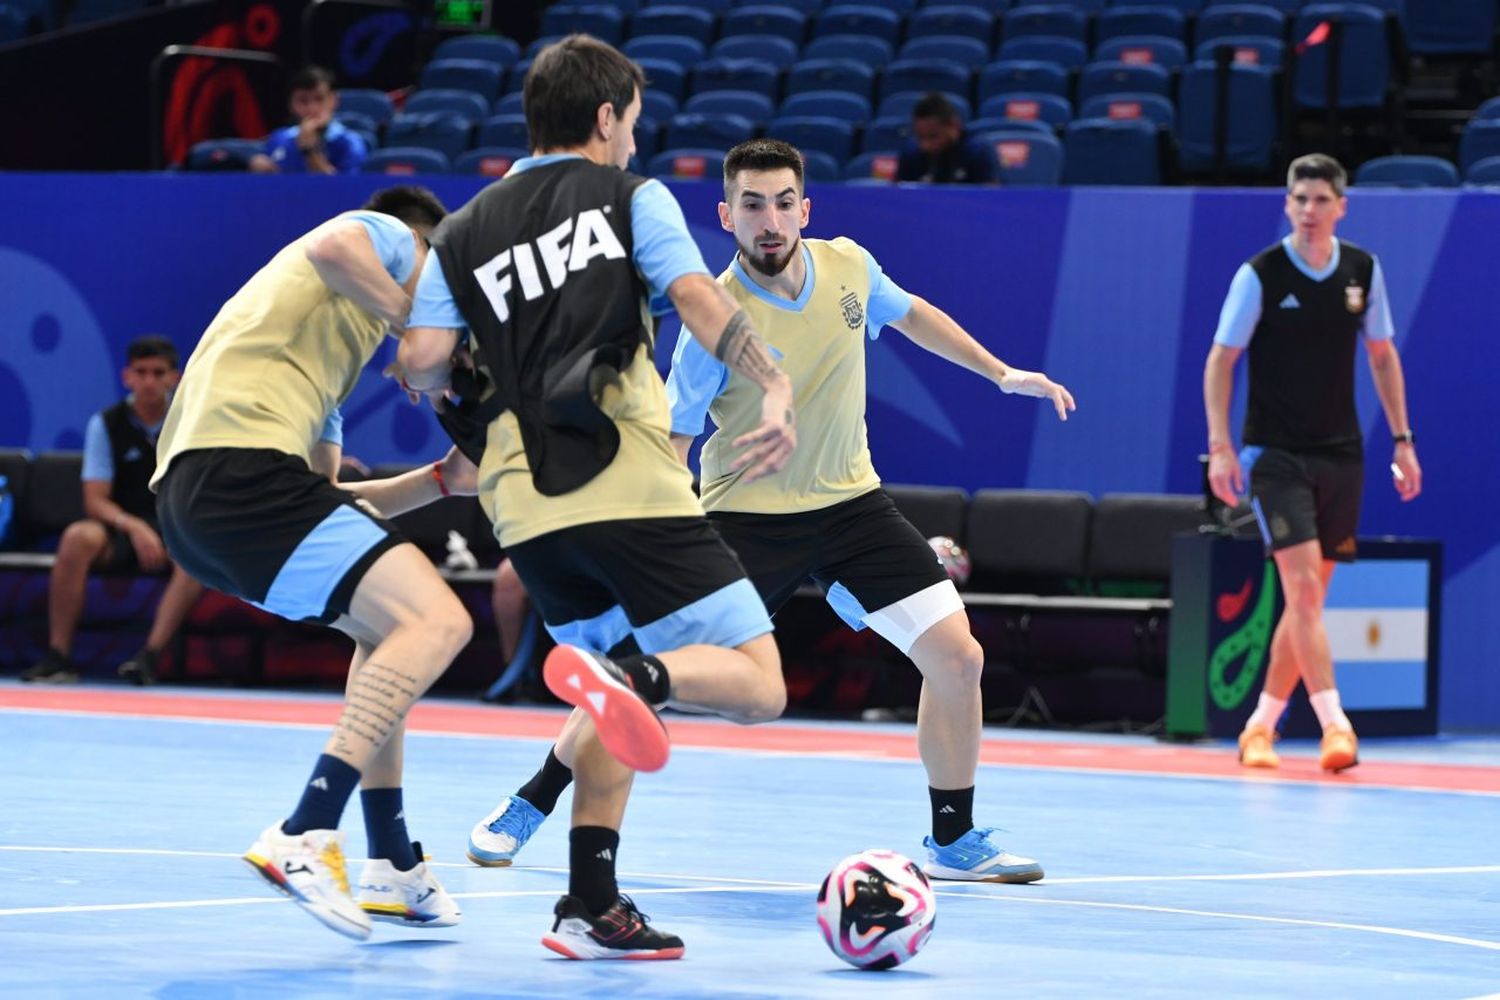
[466,795,546,867]
[921,827,1044,884]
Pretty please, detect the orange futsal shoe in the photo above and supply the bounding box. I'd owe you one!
[1319,727,1359,772]
[543,644,670,773]
[1237,725,1280,768]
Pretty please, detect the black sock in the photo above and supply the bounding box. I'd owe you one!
[569,826,621,916]
[614,654,670,705]
[361,788,418,871]
[517,748,574,816]
[930,786,975,847]
[282,754,361,835]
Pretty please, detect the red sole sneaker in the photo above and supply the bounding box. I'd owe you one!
[543,645,670,773]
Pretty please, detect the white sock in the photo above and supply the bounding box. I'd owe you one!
[1308,689,1352,732]
[1245,692,1288,732]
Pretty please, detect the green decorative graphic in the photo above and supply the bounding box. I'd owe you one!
[1208,562,1278,710]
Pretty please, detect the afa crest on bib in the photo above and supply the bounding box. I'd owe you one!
[840,290,864,330]
[1344,283,1365,313]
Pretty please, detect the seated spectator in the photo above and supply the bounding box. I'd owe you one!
[249,66,368,175]
[896,92,998,185]
[23,336,203,685]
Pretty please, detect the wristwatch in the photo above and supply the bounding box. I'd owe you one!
[1393,430,1415,445]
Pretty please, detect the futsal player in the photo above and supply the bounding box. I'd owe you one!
[468,139,1074,884]
[1204,153,1422,772]
[394,36,798,959]
[153,186,469,939]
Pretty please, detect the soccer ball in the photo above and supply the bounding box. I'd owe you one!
[816,849,936,970]
[928,535,971,587]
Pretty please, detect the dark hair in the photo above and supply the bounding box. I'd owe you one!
[723,138,806,197]
[126,334,178,369]
[289,65,336,93]
[1287,153,1347,197]
[362,185,448,230]
[523,35,645,152]
[912,91,960,124]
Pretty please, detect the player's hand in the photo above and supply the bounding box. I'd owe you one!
[1392,445,1421,502]
[998,368,1076,421]
[127,521,169,572]
[436,446,480,496]
[1207,446,1243,508]
[730,375,796,482]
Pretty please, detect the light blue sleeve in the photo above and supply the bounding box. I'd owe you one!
[319,406,344,447]
[347,211,418,284]
[81,412,112,482]
[1362,258,1395,341]
[666,326,729,437]
[1213,264,1262,349]
[631,179,712,316]
[408,251,468,329]
[861,248,914,341]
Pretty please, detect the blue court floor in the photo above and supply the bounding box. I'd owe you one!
[2,683,1497,999]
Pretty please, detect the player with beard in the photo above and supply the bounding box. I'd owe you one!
[467,138,1074,884]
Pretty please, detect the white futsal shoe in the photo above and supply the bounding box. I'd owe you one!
[357,844,462,927]
[243,823,372,940]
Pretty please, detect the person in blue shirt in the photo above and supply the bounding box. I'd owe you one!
[249,66,367,175]
[896,92,998,185]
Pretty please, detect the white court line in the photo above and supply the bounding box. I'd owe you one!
[1039,865,1500,885]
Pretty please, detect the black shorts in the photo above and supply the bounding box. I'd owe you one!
[1244,445,1363,562]
[155,448,404,624]
[95,524,145,573]
[504,516,773,655]
[708,488,957,649]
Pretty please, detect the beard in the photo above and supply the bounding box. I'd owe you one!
[739,234,800,277]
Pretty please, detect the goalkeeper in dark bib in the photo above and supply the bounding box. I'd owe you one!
[466,139,1077,889]
[397,36,797,960]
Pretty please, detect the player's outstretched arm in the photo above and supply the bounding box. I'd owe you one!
[667,273,795,482]
[305,220,412,331]
[891,296,1075,421]
[1203,343,1244,507]
[341,447,480,519]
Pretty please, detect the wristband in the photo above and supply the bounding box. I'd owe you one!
[432,461,451,497]
[1393,431,1415,446]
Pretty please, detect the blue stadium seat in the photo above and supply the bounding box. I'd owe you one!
[1062,118,1161,184]
[720,5,809,42]
[734,0,821,12]
[338,89,395,125]
[184,138,263,172]
[711,34,801,66]
[524,36,565,58]
[384,114,474,160]
[1192,36,1284,69]
[433,35,522,68]
[1002,4,1088,42]
[803,34,896,65]
[1195,4,1286,45]
[363,148,451,174]
[779,90,873,121]
[1292,4,1392,110]
[649,148,729,179]
[454,147,527,176]
[1224,0,1299,11]
[1473,96,1500,120]
[666,0,731,12]
[1012,0,1097,10]
[1465,155,1500,185]
[406,90,490,122]
[855,0,919,13]
[641,89,681,121]
[638,59,689,101]
[940,0,1016,13]
[1177,60,1278,172]
[630,6,716,43]
[900,35,991,67]
[1096,5,1189,43]
[861,115,914,152]
[493,92,526,116]
[996,35,1089,68]
[0,6,30,41]
[978,59,1071,100]
[685,91,778,122]
[1095,35,1189,70]
[969,128,1063,184]
[906,5,995,42]
[844,151,901,180]
[690,59,781,99]
[1112,0,1204,11]
[1406,1,1497,55]
[634,116,661,161]
[503,58,532,93]
[766,115,859,159]
[1080,92,1176,128]
[811,5,903,43]
[478,114,530,149]
[541,4,625,44]
[1077,61,1172,101]
[336,111,379,136]
[978,91,1073,127]
[967,116,1054,135]
[623,35,707,67]
[418,59,505,100]
[879,59,972,101]
[799,149,844,181]
[786,58,879,99]
[1353,155,1460,187]
[1459,119,1500,175]
[877,90,972,119]
[665,113,759,150]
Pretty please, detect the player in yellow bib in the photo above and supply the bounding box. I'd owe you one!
[469,139,1075,884]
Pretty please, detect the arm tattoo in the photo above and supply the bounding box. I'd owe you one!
[714,308,781,387]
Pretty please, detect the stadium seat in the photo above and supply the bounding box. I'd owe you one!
[1353,155,1460,187]
[1087,493,1204,584]
[968,116,1054,135]
[996,35,1089,68]
[1469,95,1500,120]
[1095,35,1189,69]
[665,113,758,150]
[477,114,529,149]
[21,452,84,542]
[970,128,1063,184]
[630,6,716,44]
[405,89,489,123]
[844,151,901,180]
[524,36,564,58]
[1292,4,1392,110]
[541,4,625,43]
[338,89,396,125]
[906,5,995,43]
[1097,5,1188,43]
[641,89,680,121]
[649,148,728,179]
[878,59,972,102]
[336,111,379,136]
[884,484,969,543]
[1465,155,1500,185]
[637,58,689,101]
[734,0,820,12]
[965,489,1092,594]
[432,35,522,68]
[634,117,661,161]
[779,90,873,121]
[0,448,31,546]
[1077,61,1172,101]
[786,58,879,99]
[383,115,474,160]
[799,149,844,181]
[977,92,1073,127]
[503,58,532,94]
[1194,4,1286,45]
[668,0,729,12]
[1228,0,1301,12]
[691,59,781,99]
[1002,4,1088,42]
[803,34,896,66]
[184,138,263,172]
[978,59,1071,100]
[622,35,707,67]
[861,115,914,152]
[710,34,801,66]
[855,0,919,14]
[362,148,451,174]
[685,91,777,122]
[811,5,903,44]
[899,35,991,67]
[454,147,527,176]
[1192,36,1284,69]
[1459,119,1500,175]
[1177,60,1278,172]
[877,90,972,120]
[766,115,859,160]
[944,0,1015,13]
[719,5,808,43]
[0,4,32,40]
[1062,118,1162,184]
[493,92,526,117]
[418,59,504,100]
[1405,0,1498,55]
[1111,0,1204,12]
[1080,92,1175,128]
